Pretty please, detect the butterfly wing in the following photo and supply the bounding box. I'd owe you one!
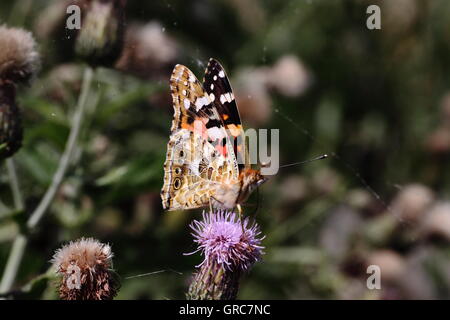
[203,58,249,170]
[161,64,239,210]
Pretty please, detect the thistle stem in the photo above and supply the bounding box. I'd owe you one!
[27,67,93,229]
[0,66,94,294]
[0,235,27,293]
[6,158,24,211]
[0,159,26,293]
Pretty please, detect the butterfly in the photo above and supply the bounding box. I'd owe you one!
[160,58,267,215]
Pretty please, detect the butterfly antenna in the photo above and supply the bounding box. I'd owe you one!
[279,154,328,169]
[125,269,183,280]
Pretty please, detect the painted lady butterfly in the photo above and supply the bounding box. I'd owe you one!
[161,58,267,213]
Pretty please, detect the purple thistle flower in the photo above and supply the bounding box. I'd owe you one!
[186,210,264,300]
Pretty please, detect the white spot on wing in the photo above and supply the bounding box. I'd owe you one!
[195,96,208,111]
[180,129,191,139]
[209,93,215,101]
[218,70,225,78]
[226,93,234,102]
[190,159,201,175]
[207,127,225,140]
[184,99,190,109]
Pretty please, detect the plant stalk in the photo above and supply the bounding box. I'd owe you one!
[0,66,94,294]
[6,158,24,211]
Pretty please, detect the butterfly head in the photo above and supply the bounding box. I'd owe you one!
[239,168,268,200]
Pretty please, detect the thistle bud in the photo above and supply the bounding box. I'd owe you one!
[73,0,126,67]
[186,211,264,300]
[115,21,179,79]
[234,67,272,126]
[267,55,310,97]
[51,237,119,300]
[36,0,126,67]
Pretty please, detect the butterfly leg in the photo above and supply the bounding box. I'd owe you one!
[237,204,245,233]
[209,196,224,211]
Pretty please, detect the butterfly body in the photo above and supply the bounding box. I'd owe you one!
[161,59,267,212]
[210,168,266,210]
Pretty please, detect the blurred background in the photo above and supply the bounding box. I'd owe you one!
[0,0,449,299]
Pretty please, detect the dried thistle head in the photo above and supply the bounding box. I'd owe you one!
[0,25,40,84]
[0,25,39,158]
[51,238,119,300]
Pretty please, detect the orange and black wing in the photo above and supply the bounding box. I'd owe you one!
[203,58,249,170]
